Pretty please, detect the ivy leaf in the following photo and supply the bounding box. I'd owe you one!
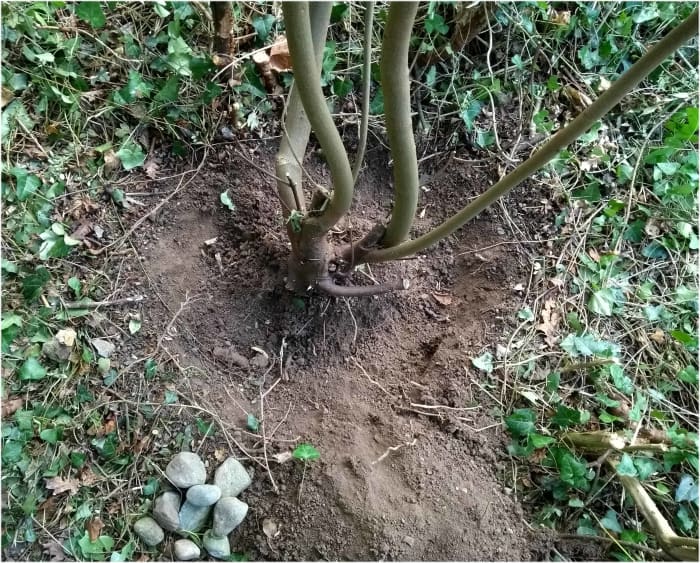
[19,357,47,381]
[588,288,616,316]
[144,358,158,380]
[600,509,623,534]
[11,167,42,201]
[504,408,535,438]
[22,266,51,302]
[116,141,146,171]
[551,405,590,428]
[292,443,320,462]
[609,365,634,395]
[75,2,106,29]
[252,14,276,42]
[155,76,179,103]
[471,351,493,373]
[675,474,699,504]
[246,414,260,432]
[616,453,638,477]
[128,319,141,335]
[40,428,60,444]
[220,191,235,211]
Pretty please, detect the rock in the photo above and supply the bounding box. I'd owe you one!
[214,457,251,497]
[403,535,415,547]
[203,530,231,559]
[153,491,181,532]
[250,353,268,369]
[187,484,222,507]
[174,539,200,561]
[42,329,77,362]
[134,517,164,546]
[178,500,211,534]
[91,338,115,358]
[213,497,248,536]
[166,452,206,488]
[212,346,249,369]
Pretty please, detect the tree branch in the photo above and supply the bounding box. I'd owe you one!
[352,1,375,185]
[358,9,699,264]
[276,2,332,216]
[380,2,420,247]
[283,2,354,233]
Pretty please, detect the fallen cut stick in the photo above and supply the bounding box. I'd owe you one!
[62,295,145,309]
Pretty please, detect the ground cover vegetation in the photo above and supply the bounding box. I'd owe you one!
[1,1,697,560]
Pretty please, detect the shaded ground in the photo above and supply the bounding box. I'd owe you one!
[112,136,555,560]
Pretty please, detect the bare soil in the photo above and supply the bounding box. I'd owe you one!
[115,136,554,560]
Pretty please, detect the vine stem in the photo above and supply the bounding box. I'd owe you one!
[360,9,699,264]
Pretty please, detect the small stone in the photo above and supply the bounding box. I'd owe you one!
[213,497,248,536]
[166,452,206,488]
[250,354,268,369]
[134,517,164,546]
[212,346,249,369]
[91,338,115,358]
[214,457,251,497]
[403,535,415,547]
[153,491,181,532]
[174,539,200,561]
[203,530,230,559]
[187,484,222,507]
[178,500,212,534]
[42,329,77,362]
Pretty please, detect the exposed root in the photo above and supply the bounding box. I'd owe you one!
[316,276,409,297]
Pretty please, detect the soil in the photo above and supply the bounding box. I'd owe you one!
[106,133,558,561]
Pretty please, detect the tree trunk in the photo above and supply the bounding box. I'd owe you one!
[211,1,234,58]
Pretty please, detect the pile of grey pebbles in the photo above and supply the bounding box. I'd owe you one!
[133,452,251,560]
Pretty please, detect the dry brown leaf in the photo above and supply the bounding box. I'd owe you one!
[42,540,66,562]
[144,159,159,179]
[272,451,292,464]
[103,150,119,174]
[549,10,571,25]
[79,467,98,487]
[650,329,665,344]
[86,516,104,542]
[1,86,14,108]
[432,292,453,307]
[588,248,600,262]
[2,397,24,418]
[563,85,593,111]
[536,299,561,348]
[214,447,228,462]
[262,517,280,539]
[44,476,80,496]
[269,36,292,72]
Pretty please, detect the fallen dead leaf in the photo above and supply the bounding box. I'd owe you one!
[536,299,561,348]
[214,447,228,462]
[1,86,14,108]
[79,467,98,487]
[562,85,593,111]
[86,516,104,542]
[44,476,80,496]
[650,329,665,344]
[272,451,292,464]
[262,517,280,539]
[41,540,66,562]
[549,9,571,25]
[2,397,24,418]
[431,292,453,307]
[103,150,119,174]
[269,35,292,72]
[588,248,600,262]
[144,159,159,179]
[37,495,61,522]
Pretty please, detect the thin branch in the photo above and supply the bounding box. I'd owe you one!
[61,295,145,309]
[358,10,699,263]
[351,1,374,184]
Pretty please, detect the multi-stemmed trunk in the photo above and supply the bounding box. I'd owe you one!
[275,2,698,295]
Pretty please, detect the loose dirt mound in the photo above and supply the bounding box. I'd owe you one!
[132,141,549,560]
